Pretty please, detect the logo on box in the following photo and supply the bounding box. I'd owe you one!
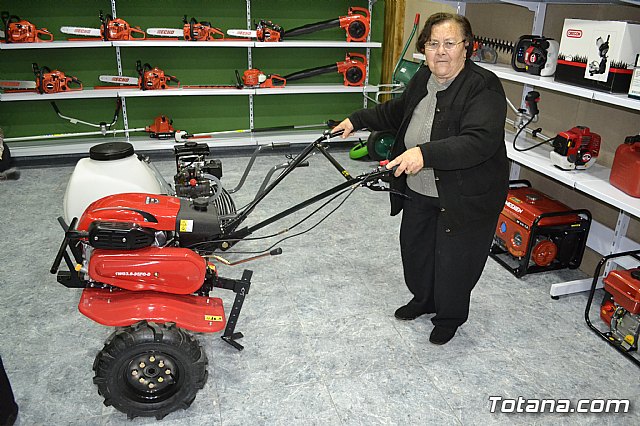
[567,29,582,38]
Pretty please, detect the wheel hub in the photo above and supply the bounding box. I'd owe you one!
[127,353,176,393]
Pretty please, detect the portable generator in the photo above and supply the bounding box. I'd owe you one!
[585,250,640,368]
[550,126,601,170]
[609,135,640,197]
[490,180,591,277]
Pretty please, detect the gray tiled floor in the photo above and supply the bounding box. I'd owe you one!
[0,146,638,425]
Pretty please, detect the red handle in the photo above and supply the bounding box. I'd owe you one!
[414,14,420,26]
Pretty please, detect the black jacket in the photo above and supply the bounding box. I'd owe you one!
[349,60,509,235]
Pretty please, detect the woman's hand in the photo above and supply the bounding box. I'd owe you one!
[386,147,424,177]
[332,118,354,138]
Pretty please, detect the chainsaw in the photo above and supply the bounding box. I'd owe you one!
[146,15,226,41]
[227,7,370,42]
[1,11,53,43]
[98,61,179,90]
[61,10,145,41]
[550,126,601,170]
[0,63,82,94]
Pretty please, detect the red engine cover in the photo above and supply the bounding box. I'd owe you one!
[78,193,180,232]
[609,142,640,198]
[495,187,581,258]
[604,268,640,315]
[89,246,206,294]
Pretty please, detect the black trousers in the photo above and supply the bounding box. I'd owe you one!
[0,356,18,426]
[399,188,498,329]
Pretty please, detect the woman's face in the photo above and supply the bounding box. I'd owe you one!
[424,21,468,83]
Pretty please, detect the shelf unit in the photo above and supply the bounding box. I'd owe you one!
[1,0,382,155]
[423,0,640,297]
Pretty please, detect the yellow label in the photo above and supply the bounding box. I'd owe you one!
[510,197,522,204]
[179,219,193,232]
[205,315,223,322]
[625,334,635,345]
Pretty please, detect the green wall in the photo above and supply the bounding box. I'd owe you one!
[0,0,384,146]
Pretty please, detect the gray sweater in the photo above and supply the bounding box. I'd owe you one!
[404,74,451,197]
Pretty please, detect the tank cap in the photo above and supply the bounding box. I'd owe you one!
[525,193,540,203]
[89,142,135,161]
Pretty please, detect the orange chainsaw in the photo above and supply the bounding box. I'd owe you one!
[146,16,227,41]
[0,63,82,94]
[98,61,180,90]
[61,10,145,41]
[1,11,53,43]
[226,7,370,42]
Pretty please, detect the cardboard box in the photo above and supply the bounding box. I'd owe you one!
[555,19,640,93]
[629,54,640,100]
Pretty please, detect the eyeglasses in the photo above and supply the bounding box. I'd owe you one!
[424,39,466,51]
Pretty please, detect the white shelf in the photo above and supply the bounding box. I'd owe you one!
[9,129,371,157]
[1,40,382,50]
[1,85,377,101]
[412,54,640,112]
[254,40,382,48]
[116,87,254,97]
[504,128,640,218]
[0,40,110,49]
[113,40,255,48]
[255,84,379,95]
[0,89,120,102]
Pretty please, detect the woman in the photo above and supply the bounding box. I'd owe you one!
[334,12,509,345]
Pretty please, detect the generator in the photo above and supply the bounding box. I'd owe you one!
[490,180,591,277]
[585,250,640,368]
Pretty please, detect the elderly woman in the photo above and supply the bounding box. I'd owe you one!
[334,12,509,345]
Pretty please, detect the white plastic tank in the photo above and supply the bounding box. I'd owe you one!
[63,142,170,223]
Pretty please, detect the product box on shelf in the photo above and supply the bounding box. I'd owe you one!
[630,54,640,100]
[555,19,640,93]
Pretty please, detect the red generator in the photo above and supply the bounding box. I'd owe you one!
[609,135,640,198]
[585,250,640,367]
[490,180,591,277]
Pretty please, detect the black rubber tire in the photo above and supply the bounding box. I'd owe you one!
[92,321,208,420]
[366,130,395,161]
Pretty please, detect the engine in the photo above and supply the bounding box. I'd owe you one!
[550,126,601,170]
[600,268,640,352]
[70,192,226,294]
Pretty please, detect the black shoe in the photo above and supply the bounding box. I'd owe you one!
[429,326,457,345]
[394,300,433,321]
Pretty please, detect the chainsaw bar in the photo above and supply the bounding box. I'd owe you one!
[0,80,37,89]
[99,75,139,85]
[60,26,101,37]
[227,29,256,38]
[146,28,183,37]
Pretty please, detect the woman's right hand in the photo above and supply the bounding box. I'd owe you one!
[332,118,354,138]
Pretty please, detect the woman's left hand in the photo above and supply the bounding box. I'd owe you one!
[386,147,424,177]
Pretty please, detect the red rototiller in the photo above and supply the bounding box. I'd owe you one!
[50,130,396,419]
